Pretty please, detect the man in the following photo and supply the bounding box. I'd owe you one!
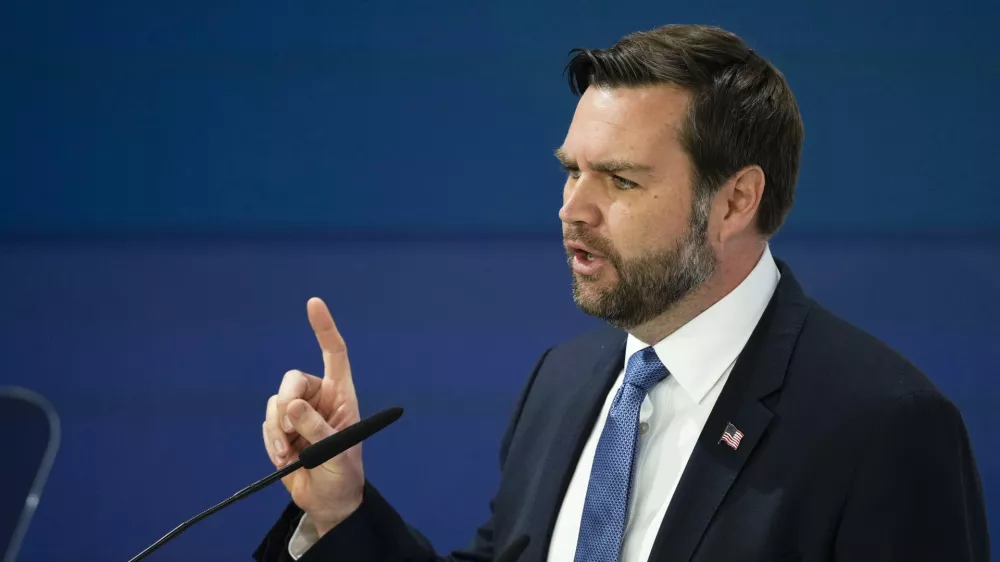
[256,24,989,562]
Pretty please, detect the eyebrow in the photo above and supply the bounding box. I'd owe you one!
[554,147,653,175]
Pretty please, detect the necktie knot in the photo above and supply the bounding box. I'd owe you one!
[624,347,667,394]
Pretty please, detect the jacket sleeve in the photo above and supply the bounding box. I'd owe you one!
[253,348,551,562]
[833,389,990,561]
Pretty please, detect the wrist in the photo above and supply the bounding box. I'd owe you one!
[312,514,340,539]
[311,492,364,539]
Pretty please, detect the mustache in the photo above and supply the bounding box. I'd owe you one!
[563,227,618,262]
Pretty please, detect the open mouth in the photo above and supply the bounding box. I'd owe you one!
[567,244,608,276]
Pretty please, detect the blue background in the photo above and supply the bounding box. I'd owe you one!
[1,0,998,560]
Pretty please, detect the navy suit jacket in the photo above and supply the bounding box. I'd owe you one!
[255,261,989,562]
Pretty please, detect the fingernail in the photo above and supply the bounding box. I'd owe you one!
[274,439,286,456]
[282,415,293,432]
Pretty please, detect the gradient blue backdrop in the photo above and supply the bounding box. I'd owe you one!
[1,0,998,560]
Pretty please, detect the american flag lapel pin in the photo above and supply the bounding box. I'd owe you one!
[719,422,744,450]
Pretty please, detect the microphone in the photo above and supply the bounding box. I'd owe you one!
[495,535,530,562]
[127,406,404,562]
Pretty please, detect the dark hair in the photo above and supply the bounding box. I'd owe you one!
[565,24,804,237]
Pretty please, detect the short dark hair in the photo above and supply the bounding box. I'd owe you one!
[565,24,804,237]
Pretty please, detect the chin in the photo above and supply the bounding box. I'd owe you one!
[572,272,608,291]
[571,274,610,301]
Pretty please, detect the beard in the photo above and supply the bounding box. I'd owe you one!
[566,196,718,330]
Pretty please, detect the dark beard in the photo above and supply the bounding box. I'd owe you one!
[566,197,718,330]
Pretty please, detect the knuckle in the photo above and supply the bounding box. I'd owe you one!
[309,417,327,438]
[323,347,345,362]
[283,370,312,397]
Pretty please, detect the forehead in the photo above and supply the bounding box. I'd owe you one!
[562,85,691,164]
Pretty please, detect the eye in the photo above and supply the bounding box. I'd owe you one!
[612,175,638,190]
[563,166,581,180]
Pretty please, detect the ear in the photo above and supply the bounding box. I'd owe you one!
[716,165,765,243]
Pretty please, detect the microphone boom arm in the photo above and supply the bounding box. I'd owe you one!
[126,406,403,562]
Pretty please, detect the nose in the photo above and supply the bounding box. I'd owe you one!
[559,178,602,227]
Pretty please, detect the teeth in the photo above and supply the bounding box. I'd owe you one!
[585,252,595,261]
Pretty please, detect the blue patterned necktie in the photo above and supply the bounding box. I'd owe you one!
[573,346,668,562]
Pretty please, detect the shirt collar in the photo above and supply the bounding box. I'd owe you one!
[624,244,780,404]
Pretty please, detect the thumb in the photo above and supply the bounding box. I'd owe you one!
[287,399,335,445]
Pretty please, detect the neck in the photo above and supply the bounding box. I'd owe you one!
[628,240,766,345]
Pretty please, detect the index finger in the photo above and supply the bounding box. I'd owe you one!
[306,297,349,379]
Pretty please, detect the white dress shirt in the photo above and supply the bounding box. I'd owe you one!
[290,246,780,561]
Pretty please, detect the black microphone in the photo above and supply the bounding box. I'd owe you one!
[127,406,404,562]
[495,535,530,562]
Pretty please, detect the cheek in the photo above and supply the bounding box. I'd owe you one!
[606,199,686,257]
[605,202,653,258]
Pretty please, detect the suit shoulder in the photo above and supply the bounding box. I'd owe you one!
[793,301,942,401]
[540,324,625,366]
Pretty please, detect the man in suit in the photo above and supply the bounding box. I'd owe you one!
[256,24,989,562]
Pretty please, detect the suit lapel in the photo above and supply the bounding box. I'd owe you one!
[531,332,627,558]
[648,262,812,562]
